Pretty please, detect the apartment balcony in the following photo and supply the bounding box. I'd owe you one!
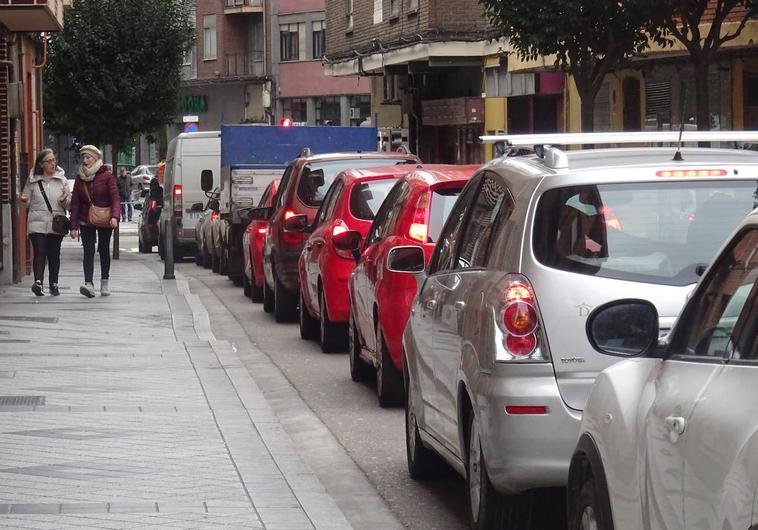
[225,52,265,78]
[0,0,64,31]
[224,0,263,15]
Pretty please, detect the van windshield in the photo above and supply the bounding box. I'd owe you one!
[298,159,412,207]
[533,180,757,286]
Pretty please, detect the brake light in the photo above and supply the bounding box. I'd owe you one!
[505,284,533,303]
[173,185,182,217]
[408,192,429,243]
[498,277,544,361]
[503,301,538,336]
[284,209,296,220]
[210,211,218,221]
[656,169,727,177]
[257,227,267,235]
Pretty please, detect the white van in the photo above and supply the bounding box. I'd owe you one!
[159,131,220,259]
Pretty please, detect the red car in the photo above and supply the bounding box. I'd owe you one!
[295,166,417,353]
[243,179,279,303]
[346,165,478,406]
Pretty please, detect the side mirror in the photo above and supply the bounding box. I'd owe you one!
[386,246,425,273]
[134,202,143,211]
[207,198,220,212]
[201,169,214,192]
[190,202,204,212]
[250,206,273,221]
[586,300,660,357]
[283,214,308,232]
[310,168,325,187]
[333,230,362,262]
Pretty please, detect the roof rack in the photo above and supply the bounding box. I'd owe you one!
[480,131,758,147]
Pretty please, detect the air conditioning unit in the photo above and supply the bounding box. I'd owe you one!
[349,107,361,119]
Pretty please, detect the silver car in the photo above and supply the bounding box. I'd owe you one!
[400,132,758,527]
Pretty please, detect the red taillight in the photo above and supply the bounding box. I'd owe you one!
[656,169,727,177]
[505,334,537,357]
[503,301,538,337]
[505,284,533,303]
[408,192,429,243]
[172,185,182,217]
[284,209,296,220]
[505,405,547,415]
[210,211,218,221]
[499,278,541,360]
[257,227,267,235]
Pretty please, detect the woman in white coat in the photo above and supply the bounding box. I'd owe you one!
[18,149,70,296]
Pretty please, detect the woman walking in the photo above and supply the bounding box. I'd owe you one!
[18,149,70,296]
[69,145,120,298]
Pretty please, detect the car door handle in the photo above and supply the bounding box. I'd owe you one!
[454,300,466,311]
[425,299,437,311]
[664,416,686,435]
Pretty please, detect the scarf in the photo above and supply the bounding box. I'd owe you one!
[77,159,103,182]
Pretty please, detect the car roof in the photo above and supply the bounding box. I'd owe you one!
[405,164,480,186]
[299,152,419,164]
[338,165,417,183]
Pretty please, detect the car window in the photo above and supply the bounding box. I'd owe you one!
[428,187,463,244]
[381,182,411,239]
[365,181,406,247]
[257,183,272,208]
[314,180,344,226]
[429,177,481,274]
[456,176,507,269]
[533,180,757,286]
[672,228,758,358]
[350,178,397,221]
[275,164,295,210]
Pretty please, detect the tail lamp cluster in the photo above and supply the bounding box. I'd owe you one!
[172,185,182,217]
[408,191,430,243]
[497,277,544,361]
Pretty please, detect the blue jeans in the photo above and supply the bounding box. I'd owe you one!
[120,198,133,221]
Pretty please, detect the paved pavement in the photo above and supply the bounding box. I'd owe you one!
[0,228,401,529]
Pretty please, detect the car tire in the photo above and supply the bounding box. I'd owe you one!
[405,357,440,479]
[274,275,297,323]
[212,252,220,274]
[568,474,613,530]
[376,323,404,408]
[242,275,251,297]
[263,278,274,313]
[138,235,148,254]
[299,291,320,340]
[319,289,347,353]
[349,311,372,382]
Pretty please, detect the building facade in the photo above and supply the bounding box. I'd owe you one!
[0,0,64,285]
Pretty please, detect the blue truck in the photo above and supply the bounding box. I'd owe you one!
[217,124,378,284]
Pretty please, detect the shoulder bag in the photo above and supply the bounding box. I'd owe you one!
[37,181,69,236]
[81,181,113,228]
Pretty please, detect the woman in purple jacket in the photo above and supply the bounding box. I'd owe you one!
[69,145,120,298]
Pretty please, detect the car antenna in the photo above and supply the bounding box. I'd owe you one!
[673,84,688,162]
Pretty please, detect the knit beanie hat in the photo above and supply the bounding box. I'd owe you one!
[79,145,102,160]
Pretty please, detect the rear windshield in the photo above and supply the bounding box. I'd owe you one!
[533,180,757,286]
[428,188,463,243]
[298,159,413,207]
[350,178,397,220]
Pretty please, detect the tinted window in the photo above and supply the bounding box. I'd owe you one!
[428,188,463,244]
[533,181,757,286]
[350,178,397,221]
[366,181,407,247]
[275,164,295,210]
[320,180,344,224]
[257,182,272,208]
[429,178,481,273]
[457,177,506,269]
[297,159,412,207]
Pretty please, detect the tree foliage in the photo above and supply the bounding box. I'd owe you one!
[480,0,660,130]
[44,0,195,146]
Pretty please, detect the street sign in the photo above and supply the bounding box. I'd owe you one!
[183,122,199,133]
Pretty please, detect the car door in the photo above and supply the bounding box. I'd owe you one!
[304,180,343,313]
[414,176,481,442]
[678,229,758,529]
[640,228,758,530]
[432,174,508,451]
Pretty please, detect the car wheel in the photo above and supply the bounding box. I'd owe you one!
[405,357,439,479]
[568,463,614,530]
[299,291,320,340]
[319,289,347,353]
[349,311,372,382]
[274,274,297,323]
[138,233,148,254]
[263,278,274,313]
[242,275,251,297]
[376,323,404,408]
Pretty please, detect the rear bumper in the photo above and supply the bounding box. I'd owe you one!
[471,364,581,493]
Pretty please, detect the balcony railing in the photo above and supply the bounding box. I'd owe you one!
[224,0,263,12]
[225,52,265,77]
[0,0,64,31]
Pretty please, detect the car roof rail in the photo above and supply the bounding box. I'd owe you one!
[298,147,313,158]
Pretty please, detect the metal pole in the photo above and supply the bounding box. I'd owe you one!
[163,217,175,280]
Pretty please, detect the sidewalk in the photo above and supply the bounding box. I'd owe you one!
[0,237,364,529]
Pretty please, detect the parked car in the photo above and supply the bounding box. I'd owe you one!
[401,133,758,527]
[136,189,162,253]
[194,187,220,268]
[345,164,478,406]
[257,151,419,323]
[131,165,159,192]
[243,179,279,303]
[296,165,414,353]
[568,210,758,530]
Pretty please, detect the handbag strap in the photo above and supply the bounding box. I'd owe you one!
[37,180,55,214]
[80,179,94,205]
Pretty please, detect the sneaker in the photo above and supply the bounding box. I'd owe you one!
[80,283,96,298]
[49,284,60,297]
[100,279,110,297]
[31,281,44,297]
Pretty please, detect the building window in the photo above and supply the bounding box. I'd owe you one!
[316,96,341,125]
[346,0,354,32]
[280,23,304,62]
[203,15,217,60]
[312,21,325,59]
[383,75,398,102]
[408,0,419,12]
[282,98,307,123]
[349,95,371,125]
[390,0,400,18]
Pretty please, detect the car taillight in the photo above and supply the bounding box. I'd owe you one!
[656,169,727,177]
[211,211,218,221]
[173,185,182,217]
[283,209,296,221]
[497,276,545,361]
[257,227,267,235]
[408,192,429,243]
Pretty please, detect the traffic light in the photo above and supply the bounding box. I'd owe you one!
[279,117,293,127]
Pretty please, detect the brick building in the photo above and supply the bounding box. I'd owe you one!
[0,0,64,285]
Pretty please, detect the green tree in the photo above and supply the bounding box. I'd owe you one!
[45,0,194,159]
[480,0,659,131]
[653,1,757,130]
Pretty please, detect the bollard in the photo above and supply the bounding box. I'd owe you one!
[163,217,175,280]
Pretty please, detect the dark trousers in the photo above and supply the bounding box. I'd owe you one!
[29,233,64,285]
[80,225,113,283]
